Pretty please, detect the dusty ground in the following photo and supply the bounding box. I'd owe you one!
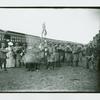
[0,64,98,92]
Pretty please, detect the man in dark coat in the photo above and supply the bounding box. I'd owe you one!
[86,43,94,69]
[0,42,7,71]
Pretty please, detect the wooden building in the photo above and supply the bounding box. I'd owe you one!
[0,29,26,45]
[0,29,85,48]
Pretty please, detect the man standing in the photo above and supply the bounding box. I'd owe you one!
[57,44,63,67]
[65,45,72,66]
[13,43,22,67]
[0,42,7,71]
[77,45,83,67]
[86,43,94,69]
[73,45,79,67]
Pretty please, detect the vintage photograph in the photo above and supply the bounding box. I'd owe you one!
[0,8,100,92]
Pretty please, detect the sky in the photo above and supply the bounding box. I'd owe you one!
[0,8,100,44]
[0,0,100,6]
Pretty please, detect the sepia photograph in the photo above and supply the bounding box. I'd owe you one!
[0,8,100,92]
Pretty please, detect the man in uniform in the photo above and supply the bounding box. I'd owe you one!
[77,45,83,67]
[57,44,62,67]
[42,40,49,69]
[0,42,7,71]
[81,45,87,68]
[73,45,80,67]
[20,43,27,67]
[13,43,22,67]
[65,45,72,66]
[86,43,94,69]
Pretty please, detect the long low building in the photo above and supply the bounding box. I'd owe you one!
[0,29,26,44]
[0,29,84,47]
[0,29,41,46]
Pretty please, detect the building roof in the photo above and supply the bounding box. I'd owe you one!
[6,30,25,35]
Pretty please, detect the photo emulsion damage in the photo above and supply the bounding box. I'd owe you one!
[0,8,100,92]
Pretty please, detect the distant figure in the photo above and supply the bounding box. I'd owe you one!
[20,43,27,67]
[13,43,22,67]
[47,45,56,70]
[44,46,49,69]
[86,43,94,69]
[0,42,7,71]
[6,42,15,68]
[73,45,79,67]
[57,44,63,67]
[65,45,72,66]
[81,46,87,68]
[77,45,83,67]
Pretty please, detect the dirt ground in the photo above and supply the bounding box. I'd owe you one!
[0,64,98,92]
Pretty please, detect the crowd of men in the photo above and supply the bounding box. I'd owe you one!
[0,31,100,72]
[24,38,99,71]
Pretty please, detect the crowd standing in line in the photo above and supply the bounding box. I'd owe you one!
[0,32,99,72]
[24,38,99,71]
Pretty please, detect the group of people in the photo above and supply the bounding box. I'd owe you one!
[0,37,99,72]
[0,41,26,71]
[24,39,98,71]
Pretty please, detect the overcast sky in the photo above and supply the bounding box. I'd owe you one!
[0,0,100,6]
[0,9,100,44]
